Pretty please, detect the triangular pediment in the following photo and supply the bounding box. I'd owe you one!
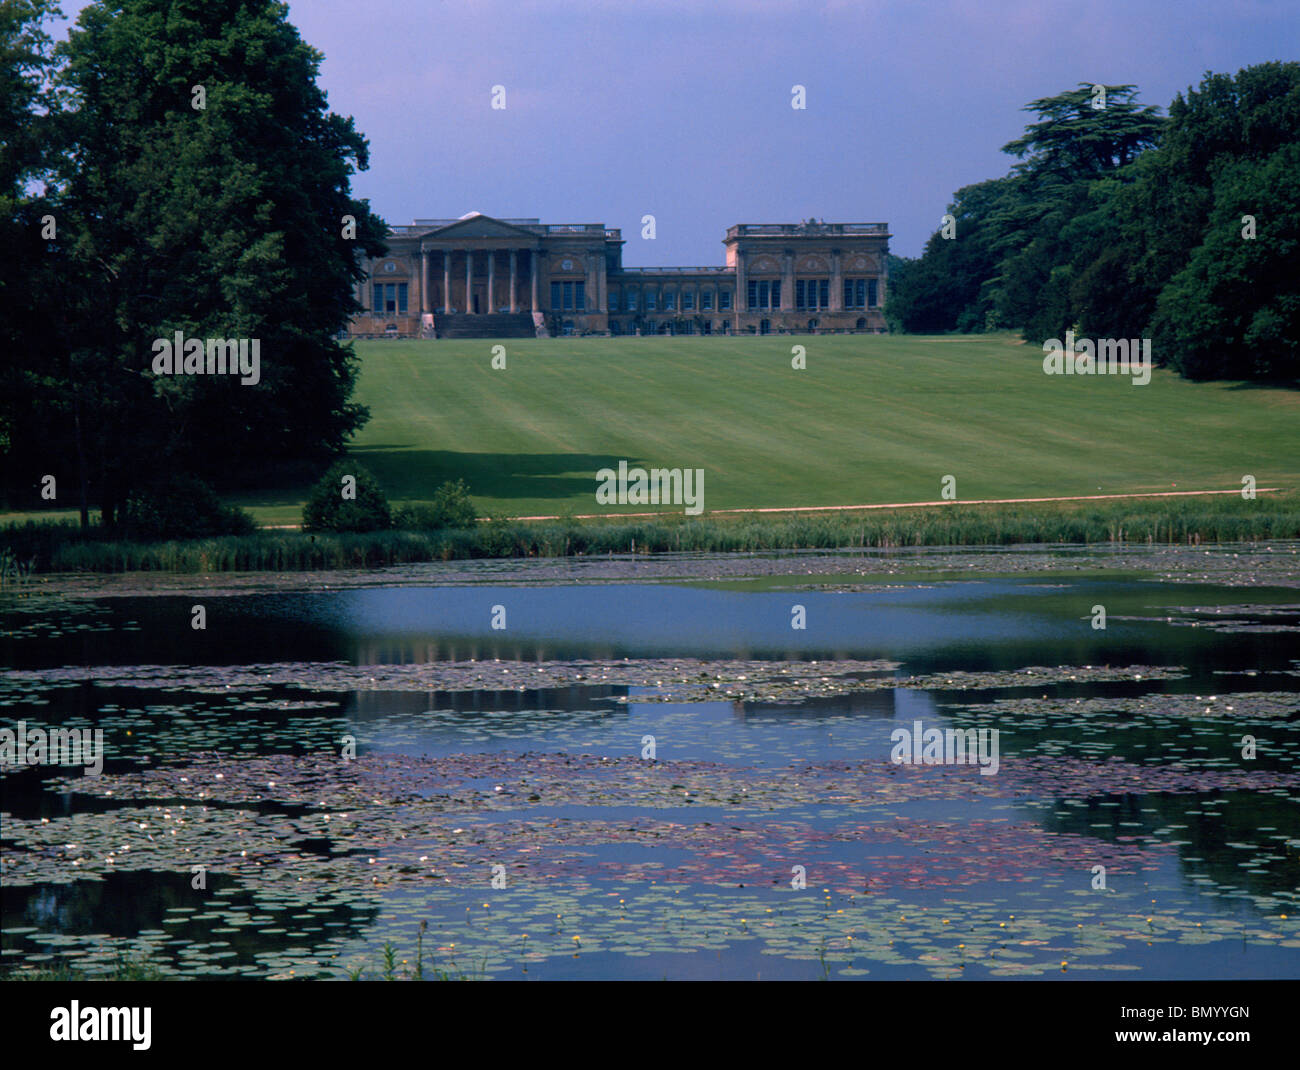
[424,213,538,240]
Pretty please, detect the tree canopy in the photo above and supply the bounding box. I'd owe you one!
[0,0,388,521]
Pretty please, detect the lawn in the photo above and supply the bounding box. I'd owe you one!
[292,332,1295,525]
[13,332,1296,528]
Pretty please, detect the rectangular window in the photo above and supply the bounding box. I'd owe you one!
[383,284,397,313]
[575,280,585,311]
[551,282,562,310]
[397,284,408,314]
[747,280,757,308]
[845,278,867,309]
[868,279,878,307]
[626,289,638,311]
[646,290,657,311]
[758,280,769,308]
[683,291,695,310]
[664,291,676,310]
[372,283,383,313]
[818,279,829,309]
[720,290,732,310]
[771,281,781,309]
[702,291,713,311]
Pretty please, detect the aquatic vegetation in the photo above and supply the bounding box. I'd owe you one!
[4,548,1300,980]
[6,493,1300,574]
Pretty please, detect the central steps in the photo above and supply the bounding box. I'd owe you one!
[435,313,537,339]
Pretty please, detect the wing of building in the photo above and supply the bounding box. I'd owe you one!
[351,212,890,339]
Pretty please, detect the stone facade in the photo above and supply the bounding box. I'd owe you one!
[349,212,890,338]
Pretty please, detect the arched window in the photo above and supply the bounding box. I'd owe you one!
[609,320,622,336]
[760,319,771,335]
[856,317,867,331]
[807,319,818,332]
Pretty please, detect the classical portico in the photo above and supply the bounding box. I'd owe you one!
[408,214,544,316]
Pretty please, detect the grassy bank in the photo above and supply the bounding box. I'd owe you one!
[234,333,1298,525]
[4,493,1298,575]
[4,334,1297,530]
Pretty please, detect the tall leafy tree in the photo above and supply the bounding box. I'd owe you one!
[885,176,1019,333]
[992,85,1164,341]
[1149,142,1300,379]
[0,0,74,514]
[1070,62,1300,378]
[890,85,1164,343]
[55,0,387,525]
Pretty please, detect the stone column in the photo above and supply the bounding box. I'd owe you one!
[509,250,518,313]
[735,249,747,312]
[487,250,496,314]
[585,255,597,314]
[781,252,794,311]
[530,250,540,311]
[830,250,843,311]
[465,250,474,313]
[443,250,452,314]
[421,247,430,313]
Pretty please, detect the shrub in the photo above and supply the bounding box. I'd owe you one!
[119,476,256,541]
[393,479,479,531]
[302,461,392,533]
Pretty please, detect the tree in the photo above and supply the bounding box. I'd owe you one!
[0,0,76,514]
[885,176,1019,333]
[993,85,1164,341]
[889,85,1164,341]
[1069,63,1300,378]
[52,0,388,526]
[1149,142,1300,379]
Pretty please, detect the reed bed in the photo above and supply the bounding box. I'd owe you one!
[3,494,1298,575]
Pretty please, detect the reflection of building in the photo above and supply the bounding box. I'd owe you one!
[349,212,890,339]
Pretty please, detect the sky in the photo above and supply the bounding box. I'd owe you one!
[52,0,1299,261]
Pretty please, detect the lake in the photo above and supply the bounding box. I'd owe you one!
[2,544,1298,979]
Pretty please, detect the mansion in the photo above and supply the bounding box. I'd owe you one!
[349,213,890,339]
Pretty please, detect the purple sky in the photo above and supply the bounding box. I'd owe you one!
[57,0,1299,260]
